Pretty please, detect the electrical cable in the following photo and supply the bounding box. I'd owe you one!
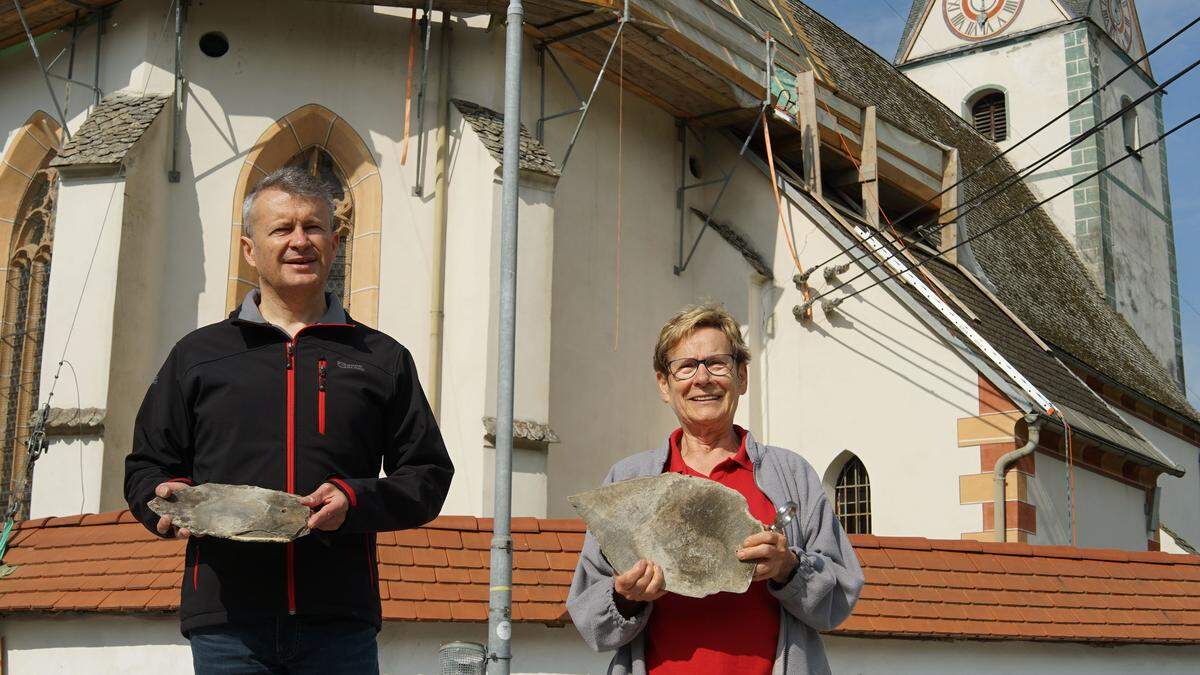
[801,13,1200,273]
[809,111,1199,310]
[806,53,1200,282]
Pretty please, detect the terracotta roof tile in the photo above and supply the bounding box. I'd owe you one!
[3,513,1200,641]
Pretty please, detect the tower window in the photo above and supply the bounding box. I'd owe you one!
[834,455,872,535]
[970,91,1008,142]
[1121,96,1140,155]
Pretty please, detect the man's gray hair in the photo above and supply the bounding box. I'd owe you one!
[241,165,335,238]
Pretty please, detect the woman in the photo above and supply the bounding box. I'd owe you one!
[567,303,863,675]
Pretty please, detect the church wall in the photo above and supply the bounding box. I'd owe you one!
[3,614,1200,674]
[1118,412,1200,549]
[1031,450,1149,550]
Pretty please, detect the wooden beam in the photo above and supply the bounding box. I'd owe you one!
[796,70,820,195]
[941,147,960,264]
[861,106,880,228]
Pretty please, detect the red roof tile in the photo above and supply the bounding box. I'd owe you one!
[1,512,1200,642]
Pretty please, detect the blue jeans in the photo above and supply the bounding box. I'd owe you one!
[190,617,380,674]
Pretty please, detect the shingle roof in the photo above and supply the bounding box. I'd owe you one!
[785,1,1199,425]
[3,512,1200,644]
[922,257,1179,473]
[893,0,930,62]
[49,93,169,169]
[451,99,561,178]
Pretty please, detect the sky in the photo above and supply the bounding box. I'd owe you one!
[801,0,1200,406]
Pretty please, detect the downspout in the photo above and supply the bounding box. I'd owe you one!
[427,13,452,420]
[994,413,1041,542]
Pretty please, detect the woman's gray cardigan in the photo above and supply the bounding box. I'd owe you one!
[566,431,864,675]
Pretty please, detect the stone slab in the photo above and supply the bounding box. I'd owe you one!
[148,483,310,543]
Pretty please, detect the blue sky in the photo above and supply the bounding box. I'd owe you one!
[802,0,1200,405]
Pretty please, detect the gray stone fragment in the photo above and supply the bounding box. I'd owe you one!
[148,483,310,543]
[568,473,762,598]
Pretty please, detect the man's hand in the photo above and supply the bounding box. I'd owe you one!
[737,530,798,583]
[154,482,202,539]
[613,559,666,604]
[301,482,350,531]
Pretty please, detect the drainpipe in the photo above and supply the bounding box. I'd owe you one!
[994,413,1041,542]
[427,13,452,420]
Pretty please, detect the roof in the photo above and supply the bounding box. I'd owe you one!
[784,1,1200,426]
[3,511,1200,645]
[451,99,561,178]
[922,256,1179,474]
[0,1,120,51]
[48,93,169,169]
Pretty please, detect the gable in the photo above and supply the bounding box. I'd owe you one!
[897,1,1076,64]
[1087,0,1150,70]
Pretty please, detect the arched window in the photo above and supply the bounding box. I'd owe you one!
[0,169,55,519]
[1121,96,1140,154]
[970,91,1008,142]
[284,146,354,306]
[834,455,872,534]
[228,104,382,326]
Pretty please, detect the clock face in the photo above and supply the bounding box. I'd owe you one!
[1101,0,1134,51]
[943,0,1025,41]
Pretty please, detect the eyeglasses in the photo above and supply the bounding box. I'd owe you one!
[666,354,738,381]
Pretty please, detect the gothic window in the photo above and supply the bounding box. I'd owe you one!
[0,169,55,519]
[284,147,354,306]
[971,91,1008,143]
[834,455,871,535]
[1121,96,1140,155]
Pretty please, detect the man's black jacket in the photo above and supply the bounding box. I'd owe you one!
[124,292,454,635]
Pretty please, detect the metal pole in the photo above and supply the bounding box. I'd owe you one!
[169,0,187,182]
[486,0,524,670]
[11,0,72,139]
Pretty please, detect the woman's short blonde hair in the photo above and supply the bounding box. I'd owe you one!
[653,303,751,376]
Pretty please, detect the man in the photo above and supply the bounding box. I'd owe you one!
[124,166,454,673]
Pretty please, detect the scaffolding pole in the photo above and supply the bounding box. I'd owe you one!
[486,0,524,671]
[11,0,72,140]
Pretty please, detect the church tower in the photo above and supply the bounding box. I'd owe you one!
[895,1,1184,385]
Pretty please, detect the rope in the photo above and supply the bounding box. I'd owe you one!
[614,31,623,351]
[400,9,418,165]
[760,111,811,318]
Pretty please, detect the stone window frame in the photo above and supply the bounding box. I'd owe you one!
[226,104,382,326]
[0,111,62,517]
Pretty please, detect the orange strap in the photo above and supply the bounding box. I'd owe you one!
[761,111,812,318]
[400,9,418,165]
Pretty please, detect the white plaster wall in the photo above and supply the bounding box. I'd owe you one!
[902,0,1072,62]
[1031,451,1149,549]
[1118,414,1200,548]
[30,175,126,519]
[3,615,1200,674]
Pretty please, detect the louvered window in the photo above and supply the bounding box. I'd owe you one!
[834,455,872,535]
[971,91,1008,142]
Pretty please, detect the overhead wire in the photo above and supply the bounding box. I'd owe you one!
[614,28,623,351]
[802,54,1200,308]
[801,12,1200,274]
[811,111,1200,310]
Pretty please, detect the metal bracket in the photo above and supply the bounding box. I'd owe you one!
[169,0,188,182]
[12,0,73,140]
[673,109,764,275]
[535,0,629,173]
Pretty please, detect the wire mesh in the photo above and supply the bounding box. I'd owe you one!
[438,641,486,675]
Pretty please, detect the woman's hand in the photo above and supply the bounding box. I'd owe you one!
[613,559,667,604]
[737,531,799,583]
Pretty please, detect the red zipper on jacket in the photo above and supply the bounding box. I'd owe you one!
[286,340,297,614]
[317,358,327,435]
[280,324,351,616]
